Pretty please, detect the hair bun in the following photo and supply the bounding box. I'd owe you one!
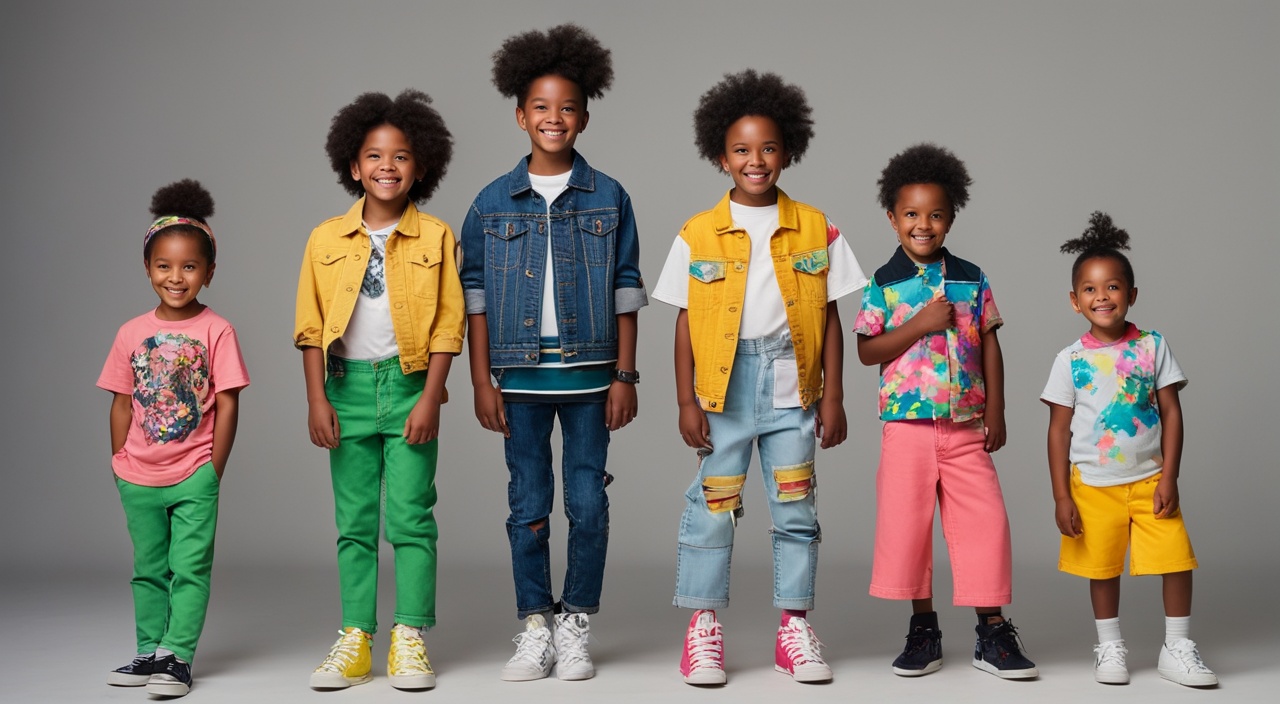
[150,179,215,222]
[1060,211,1130,255]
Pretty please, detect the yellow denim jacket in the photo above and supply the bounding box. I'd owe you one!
[294,198,465,374]
[682,190,832,412]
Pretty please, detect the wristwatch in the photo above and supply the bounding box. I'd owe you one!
[613,369,640,384]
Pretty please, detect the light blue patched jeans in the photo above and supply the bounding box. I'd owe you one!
[674,336,820,611]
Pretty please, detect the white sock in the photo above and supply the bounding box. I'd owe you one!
[1095,617,1122,644]
[154,647,186,664]
[1165,615,1191,646]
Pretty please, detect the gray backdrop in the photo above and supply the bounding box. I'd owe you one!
[1,1,1277,698]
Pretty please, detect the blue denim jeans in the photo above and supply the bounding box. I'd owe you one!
[675,336,820,610]
[504,400,611,618]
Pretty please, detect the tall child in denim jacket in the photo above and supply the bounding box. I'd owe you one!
[854,143,1035,680]
[459,24,646,682]
[295,90,464,691]
[652,70,867,686]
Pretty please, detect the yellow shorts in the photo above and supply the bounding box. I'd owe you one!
[1058,468,1198,579]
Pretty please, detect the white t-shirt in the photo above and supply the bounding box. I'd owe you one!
[1040,325,1187,487]
[651,202,867,339]
[529,170,572,338]
[330,222,398,361]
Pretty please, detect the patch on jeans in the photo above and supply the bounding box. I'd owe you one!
[702,475,744,514]
[773,462,814,502]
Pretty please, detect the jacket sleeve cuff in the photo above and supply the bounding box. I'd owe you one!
[615,286,649,314]
[428,335,464,355]
[294,332,321,350]
[464,289,486,315]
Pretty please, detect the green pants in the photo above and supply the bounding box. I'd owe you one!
[116,461,220,663]
[327,356,439,633]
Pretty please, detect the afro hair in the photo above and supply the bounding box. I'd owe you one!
[147,179,216,262]
[693,69,814,168]
[325,89,453,203]
[491,24,614,104]
[877,143,972,212]
[1061,211,1136,287]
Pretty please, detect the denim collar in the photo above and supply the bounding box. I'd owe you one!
[874,246,981,286]
[506,150,596,197]
[710,187,799,235]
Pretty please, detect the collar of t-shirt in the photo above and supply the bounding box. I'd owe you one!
[361,221,396,253]
[528,171,572,210]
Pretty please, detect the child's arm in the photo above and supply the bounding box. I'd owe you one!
[981,327,1006,452]
[1046,401,1081,537]
[109,392,131,457]
[816,303,847,449]
[302,346,340,449]
[674,309,709,449]
[405,353,453,444]
[211,389,242,480]
[1153,384,1184,518]
[856,292,953,365]
[606,312,639,431]
[467,313,509,437]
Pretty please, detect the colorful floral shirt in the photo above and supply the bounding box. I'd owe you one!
[1040,324,1186,487]
[854,247,1001,422]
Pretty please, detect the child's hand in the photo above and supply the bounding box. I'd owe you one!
[1154,475,1180,518]
[404,396,440,444]
[984,413,1007,452]
[308,399,341,449]
[605,380,638,431]
[473,383,509,438]
[678,402,711,450]
[913,293,954,334]
[815,396,847,449]
[1055,497,1082,537]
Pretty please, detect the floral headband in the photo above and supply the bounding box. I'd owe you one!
[144,216,217,261]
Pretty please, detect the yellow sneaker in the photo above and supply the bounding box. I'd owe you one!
[388,624,436,690]
[309,627,372,689]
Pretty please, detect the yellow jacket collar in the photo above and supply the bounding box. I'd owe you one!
[710,188,799,235]
[335,197,422,238]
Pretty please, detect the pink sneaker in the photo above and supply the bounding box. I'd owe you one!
[680,609,726,685]
[775,616,832,682]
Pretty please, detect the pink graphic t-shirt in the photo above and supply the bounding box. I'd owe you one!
[97,307,250,487]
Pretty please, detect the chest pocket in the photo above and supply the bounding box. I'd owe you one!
[483,219,530,271]
[311,247,351,297]
[688,259,728,310]
[407,246,442,299]
[791,248,829,308]
[577,213,618,266]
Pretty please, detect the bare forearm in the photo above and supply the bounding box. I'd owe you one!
[982,329,1005,417]
[616,312,638,371]
[467,314,493,387]
[1157,385,1183,480]
[1046,403,1074,501]
[674,309,697,407]
[821,304,844,401]
[109,393,132,455]
[211,389,241,476]
[301,346,328,403]
[423,352,454,401]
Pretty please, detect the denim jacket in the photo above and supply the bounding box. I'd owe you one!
[460,151,647,368]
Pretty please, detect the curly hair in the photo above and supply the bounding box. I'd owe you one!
[491,24,614,104]
[1061,211,1136,287]
[692,70,814,168]
[146,179,215,262]
[877,143,972,212]
[325,89,453,202]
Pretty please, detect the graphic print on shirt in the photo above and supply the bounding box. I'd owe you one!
[1070,339,1160,466]
[360,236,386,298]
[131,332,210,445]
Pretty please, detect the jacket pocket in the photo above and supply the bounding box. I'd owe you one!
[483,219,530,271]
[577,212,618,266]
[310,247,351,300]
[791,248,829,308]
[407,246,442,299]
[688,259,728,310]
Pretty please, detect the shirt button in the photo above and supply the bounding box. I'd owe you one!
[710,402,717,408]
[354,254,361,261]
[346,286,353,292]
[734,263,744,272]
[330,326,339,333]
[786,300,795,307]
[720,366,728,373]
[422,254,429,262]
[728,306,737,312]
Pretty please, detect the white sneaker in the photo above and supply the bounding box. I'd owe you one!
[1093,639,1129,684]
[554,612,595,680]
[500,614,556,681]
[775,616,833,682]
[1158,638,1218,687]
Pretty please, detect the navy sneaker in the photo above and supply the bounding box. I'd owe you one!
[107,653,156,686]
[892,625,943,676]
[973,619,1038,679]
[147,654,193,696]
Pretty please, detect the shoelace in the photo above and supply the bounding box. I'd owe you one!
[1094,641,1127,666]
[390,627,431,673]
[124,654,152,670]
[1167,640,1211,672]
[509,627,552,665]
[779,620,824,665]
[557,617,590,666]
[686,619,724,670]
[903,628,939,654]
[316,630,366,673]
[985,621,1030,659]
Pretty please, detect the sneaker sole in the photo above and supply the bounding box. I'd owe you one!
[106,673,150,687]
[309,672,372,689]
[557,665,595,681]
[892,658,942,677]
[390,673,437,690]
[775,663,832,683]
[500,666,554,682]
[683,668,727,685]
[1095,668,1130,684]
[972,657,1039,679]
[146,680,191,696]
[1158,668,1218,687]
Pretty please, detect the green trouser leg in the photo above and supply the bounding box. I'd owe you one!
[116,462,220,664]
[327,356,439,633]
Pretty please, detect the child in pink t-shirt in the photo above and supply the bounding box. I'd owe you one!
[96,180,250,698]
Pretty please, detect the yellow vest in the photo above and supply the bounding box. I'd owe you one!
[682,190,832,412]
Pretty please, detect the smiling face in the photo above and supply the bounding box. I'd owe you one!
[517,74,588,175]
[719,115,787,207]
[887,183,954,264]
[1070,256,1138,341]
[350,123,423,220]
[146,233,214,321]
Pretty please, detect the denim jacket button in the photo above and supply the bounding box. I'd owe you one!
[524,318,535,326]
[525,270,535,278]
[538,223,545,233]
[526,352,537,361]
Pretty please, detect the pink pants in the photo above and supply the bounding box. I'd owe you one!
[869,419,1012,606]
